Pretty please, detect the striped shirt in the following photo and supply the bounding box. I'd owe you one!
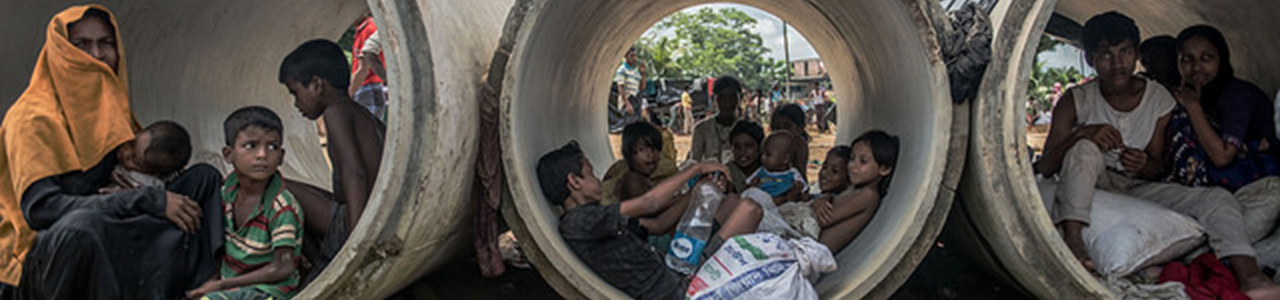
[615,62,642,98]
[220,173,304,299]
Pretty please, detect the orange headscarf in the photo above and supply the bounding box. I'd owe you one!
[0,4,139,285]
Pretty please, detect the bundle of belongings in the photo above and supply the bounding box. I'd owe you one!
[1037,178,1280,300]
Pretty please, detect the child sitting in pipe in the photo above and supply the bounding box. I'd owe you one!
[1033,11,1280,298]
[187,106,303,300]
[770,104,812,183]
[815,145,853,198]
[810,130,897,252]
[537,141,761,300]
[727,121,766,194]
[772,145,855,239]
[745,131,809,200]
[613,122,664,201]
[276,39,386,282]
[102,121,197,192]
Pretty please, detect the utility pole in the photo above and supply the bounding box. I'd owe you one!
[783,20,791,100]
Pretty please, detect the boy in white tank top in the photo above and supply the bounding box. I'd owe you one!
[1033,12,1280,298]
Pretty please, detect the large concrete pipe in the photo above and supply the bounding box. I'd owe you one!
[0,1,512,299]
[496,0,965,299]
[961,0,1280,299]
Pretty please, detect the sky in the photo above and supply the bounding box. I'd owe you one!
[648,2,1091,75]
[1040,43,1096,76]
[643,3,819,61]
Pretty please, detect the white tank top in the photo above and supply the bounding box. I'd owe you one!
[1072,79,1175,168]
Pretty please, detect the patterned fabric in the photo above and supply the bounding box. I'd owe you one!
[746,167,807,197]
[614,62,642,99]
[1098,275,1190,300]
[559,203,686,300]
[1164,105,1279,192]
[202,288,275,300]
[220,173,303,299]
[351,16,383,86]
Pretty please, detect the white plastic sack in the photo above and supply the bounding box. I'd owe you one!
[1037,180,1205,277]
[741,188,804,238]
[685,233,836,300]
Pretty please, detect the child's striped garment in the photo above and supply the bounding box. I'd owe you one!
[220,173,304,299]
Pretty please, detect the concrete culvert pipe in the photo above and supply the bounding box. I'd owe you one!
[496,0,966,299]
[1,1,512,299]
[961,0,1280,299]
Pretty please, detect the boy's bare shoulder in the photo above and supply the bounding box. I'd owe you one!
[324,102,386,138]
[833,187,880,206]
[324,102,367,122]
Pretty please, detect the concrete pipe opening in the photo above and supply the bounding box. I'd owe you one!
[1,1,512,299]
[963,0,1280,299]
[498,0,964,299]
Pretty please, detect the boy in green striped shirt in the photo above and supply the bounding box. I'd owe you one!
[187,106,304,300]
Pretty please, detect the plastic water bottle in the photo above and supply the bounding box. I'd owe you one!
[666,174,725,275]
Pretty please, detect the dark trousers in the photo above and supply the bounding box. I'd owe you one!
[0,283,15,300]
[20,164,223,300]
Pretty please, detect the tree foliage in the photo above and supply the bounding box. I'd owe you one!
[634,7,790,89]
[1027,35,1087,119]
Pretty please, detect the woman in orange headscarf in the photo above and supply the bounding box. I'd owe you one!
[0,4,137,290]
[0,5,223,300]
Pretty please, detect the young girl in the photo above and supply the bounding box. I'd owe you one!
[728,121,765,193]
[615,122,663,201]
[811,130,898,252]
[817,146,853,196]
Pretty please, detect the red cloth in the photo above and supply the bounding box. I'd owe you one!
[351,17,384,86]
[1158,253,1250,300]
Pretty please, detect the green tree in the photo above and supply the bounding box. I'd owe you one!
[1027,35,1085,119]
[636,7,789,89]
[635,36,683,80]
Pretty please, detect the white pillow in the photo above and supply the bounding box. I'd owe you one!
[1037,180,1206,277]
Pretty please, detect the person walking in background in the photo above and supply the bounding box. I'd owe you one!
[349,14,389,122]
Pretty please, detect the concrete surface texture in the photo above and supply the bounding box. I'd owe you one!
[964,1,1280,300]
[496,0,962,299]
[8,0,1275,299]
[0,0,510,299]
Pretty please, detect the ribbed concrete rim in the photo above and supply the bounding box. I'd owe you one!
[963,1,1280,299]
[0,1,507,299]
[498,0,962,299]
[960,0,1112,299]
[298,0,510,298]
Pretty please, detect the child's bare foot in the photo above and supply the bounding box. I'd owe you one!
[1060,221,1095,271]
[1241,276,1280,300]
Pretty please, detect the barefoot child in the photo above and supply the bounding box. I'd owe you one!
[1033,12,1280,298]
